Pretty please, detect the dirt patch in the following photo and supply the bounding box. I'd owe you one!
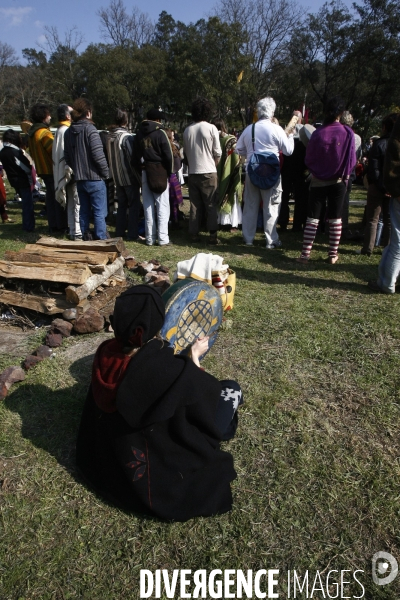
[0,325,39,357]
[58,332,113,364]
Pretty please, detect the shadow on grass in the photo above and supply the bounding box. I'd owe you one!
[228,249,380,293]
[4,354,93,471]
[4,353,160,520]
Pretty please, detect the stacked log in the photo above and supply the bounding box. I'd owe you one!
[0,236,128,315]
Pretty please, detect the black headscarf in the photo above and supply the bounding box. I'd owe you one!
[112,285,165,346]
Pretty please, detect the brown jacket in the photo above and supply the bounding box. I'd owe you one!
[383,114,400,198]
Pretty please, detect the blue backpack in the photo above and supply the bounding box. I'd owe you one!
[247,123,280,190]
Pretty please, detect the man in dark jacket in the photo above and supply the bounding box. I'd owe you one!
[369,113,400,293]
[107,109,141,241]
[131,107,173,246]
[0,129,35,231]
[64,98,109,240]
[357,113,397,255]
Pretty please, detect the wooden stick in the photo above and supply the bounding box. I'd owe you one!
[23,246,115,263]
[34,236,126,254]
[4,251,108,268]
[65,256,125,304]
[0,289,88,315]
[0,261,91,284]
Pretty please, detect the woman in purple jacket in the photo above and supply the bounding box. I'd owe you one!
[296,97,356,264]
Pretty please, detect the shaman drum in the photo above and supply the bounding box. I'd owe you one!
[161,279,223,355]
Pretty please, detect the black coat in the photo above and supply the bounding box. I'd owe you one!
[76,340,236,521]
[0,145,31,190]
[131,120,173,176]
[367,136,389,192]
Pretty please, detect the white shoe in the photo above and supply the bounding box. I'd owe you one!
[265,240,282,249]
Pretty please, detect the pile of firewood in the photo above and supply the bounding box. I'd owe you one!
[0,236,128,316]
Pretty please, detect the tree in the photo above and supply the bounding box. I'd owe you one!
[158,15,251,126]
[288,1,354,111]
[22,48,47,68]
[0,42,18,68]
[214,0,303,119]
[98,0,154,48]
[153,10,179,50]
[37,26,85,102]
[350,0,400,136]
[78,43,166,128]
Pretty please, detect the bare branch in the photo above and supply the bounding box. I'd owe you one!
[97,0,154,47]
[0,42,19,69]
[38,25,85,56]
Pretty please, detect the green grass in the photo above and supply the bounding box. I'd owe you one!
[1,185,399,599]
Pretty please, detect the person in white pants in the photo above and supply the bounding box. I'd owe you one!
[236,97,294,248]
[131,107,174,246]
[141,170,170,246]
[52,104,82,240]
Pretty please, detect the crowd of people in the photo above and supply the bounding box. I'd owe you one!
[0,95,399,288]
[1,95,400,521]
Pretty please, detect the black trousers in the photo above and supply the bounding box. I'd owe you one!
[307,181,347,220]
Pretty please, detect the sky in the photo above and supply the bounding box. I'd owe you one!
[0,0,353,63]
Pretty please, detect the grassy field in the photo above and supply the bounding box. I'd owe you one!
[0,186,399,599]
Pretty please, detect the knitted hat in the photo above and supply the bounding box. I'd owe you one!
[111,285,165,345]
[147,107,166,121]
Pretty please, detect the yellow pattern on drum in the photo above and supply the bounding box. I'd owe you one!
[175,300,213,352]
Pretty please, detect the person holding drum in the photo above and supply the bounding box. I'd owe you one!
[76,285,242,521]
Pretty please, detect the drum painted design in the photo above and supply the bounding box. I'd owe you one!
[161,280,223,354]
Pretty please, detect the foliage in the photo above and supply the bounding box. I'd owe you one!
[287,0,400,136]
[78,43,167,129]
[0,0,399,135]
[159,15,252,124]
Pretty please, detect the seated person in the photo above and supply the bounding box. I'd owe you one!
[76,285,242,521]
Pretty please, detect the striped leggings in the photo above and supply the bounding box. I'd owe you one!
[300,182,346,259]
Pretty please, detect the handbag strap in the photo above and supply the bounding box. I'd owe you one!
[252,123,255,152]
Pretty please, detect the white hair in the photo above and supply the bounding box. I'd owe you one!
[256,97,276,120]
[340,111,354,127]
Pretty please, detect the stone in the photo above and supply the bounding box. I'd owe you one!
[156,265,169,273]
[153,275,170,286]
[62,308,77,321]
[144,271,159,283]
[73,308,105,334]
[34,345,53,358]
[137,262,155,275]
[125,258,138,270]
[0,366,26,399]
[51,318,73,337]
[45,332,63,348]
[23,355,43,370]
